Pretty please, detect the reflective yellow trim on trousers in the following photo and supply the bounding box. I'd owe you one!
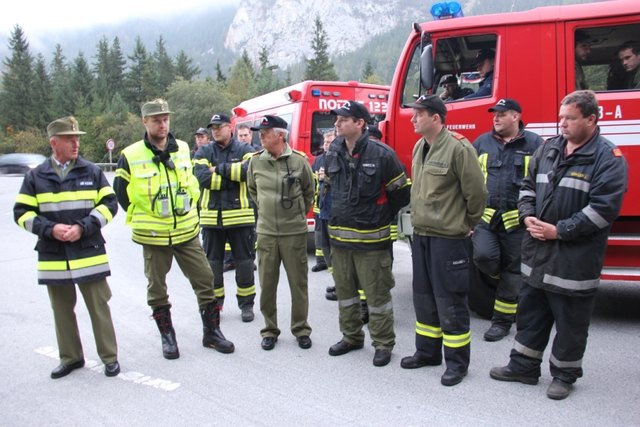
[315,247,323,257]
[358,289,366,301]
[225,242,231,251]
[501,209,520,231]
[237,285,256,297]
[481,207,496,224]
[494,299,517,314]
[416,322,443,339]
[443,331,471,348]
[214,288,225,298]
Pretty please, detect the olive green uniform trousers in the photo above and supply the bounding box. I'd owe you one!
[332,247,395,350]
[47,278,118,365]
[143,236,216,310]
[257,233,311,338]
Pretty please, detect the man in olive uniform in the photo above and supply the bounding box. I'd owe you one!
[14,116,120,379]
[324,101,411,367]
[401,95,486,386]
[247,115,315,351]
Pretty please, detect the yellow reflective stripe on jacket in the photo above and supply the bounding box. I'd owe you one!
[17,210,37,232]
[38,254,109,273]
[494,299,518,315]
[328,224,391,244]
[524,155,531,177]
[229,162,243,182]
[390,223,398,241]
[501,209,520,230]
[15,193,38,207]
[416,322,443,339]
[386,171,409,191]
[481,207,496,224]
[443,331,471,348]
[478,153,488,183]
[209,175,222,190]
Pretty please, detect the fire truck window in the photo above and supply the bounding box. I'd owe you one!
[573,23,640,91]
[432,34,497,101]
[401,44,424,106]
[312,112,335,156]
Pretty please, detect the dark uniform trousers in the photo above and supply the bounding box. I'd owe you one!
[47,278,118,365]
[411,235,471,374]
[508,283,597,384]
[257,233,311,338]
[472,223,524,326]
[332,247,395,350]
[313,218,326,266]
[143,237,216,310]
[318,219,332,271]
[202,226,255,308]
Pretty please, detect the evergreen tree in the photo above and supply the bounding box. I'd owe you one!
[362,60,374,81]
[33,54,52,129]
[215,61,226,83]
[153,36,176,93]
[225,51,257,107]
[108,37,126,98]
[49,44,74,117]
[93,37,111,104]
[1,25,37,132]
[304,16,339,81]
[70,52,95,111]
[175,50,200,81]
[254,46,280,95]
[124,37,156,112]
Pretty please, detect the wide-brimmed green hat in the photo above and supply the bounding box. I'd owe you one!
[47,116,86,138]
[141,99,172,117]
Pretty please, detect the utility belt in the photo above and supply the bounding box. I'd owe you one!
[481,208,519,232]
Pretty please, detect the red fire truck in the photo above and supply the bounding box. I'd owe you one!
[380,0,640,316]
[231,80,390,232]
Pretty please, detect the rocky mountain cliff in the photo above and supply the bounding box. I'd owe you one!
[224,0,426,68]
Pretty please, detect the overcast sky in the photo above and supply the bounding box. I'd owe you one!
[1,0,235,36]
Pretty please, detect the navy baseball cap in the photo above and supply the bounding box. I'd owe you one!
[207,113,231,128]
[403,94,447,117]
[488,98,522,113]
[250,115,288,131]
[330,101,371,122]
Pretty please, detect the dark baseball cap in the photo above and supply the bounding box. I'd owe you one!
[488,98,522,113]
[440,75,458,86]
[207,113,231,128]
[194,127,208,135]
[250,115,288,131]
[330,101,371,122]
[402,94,447,117]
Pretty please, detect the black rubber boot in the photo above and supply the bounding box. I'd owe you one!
[200,302,235,354]
[152,307,179,360]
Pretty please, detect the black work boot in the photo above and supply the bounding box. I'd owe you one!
[200,302,235,354]
[152,307,179,360]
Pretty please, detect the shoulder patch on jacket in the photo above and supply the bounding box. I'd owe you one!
[292,149,308,158]
[612,148,623,157]
[451,131,466,141]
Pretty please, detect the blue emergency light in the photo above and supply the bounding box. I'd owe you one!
[430,1,463,20]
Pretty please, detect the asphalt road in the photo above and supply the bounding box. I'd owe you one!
[1,173,639,426]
